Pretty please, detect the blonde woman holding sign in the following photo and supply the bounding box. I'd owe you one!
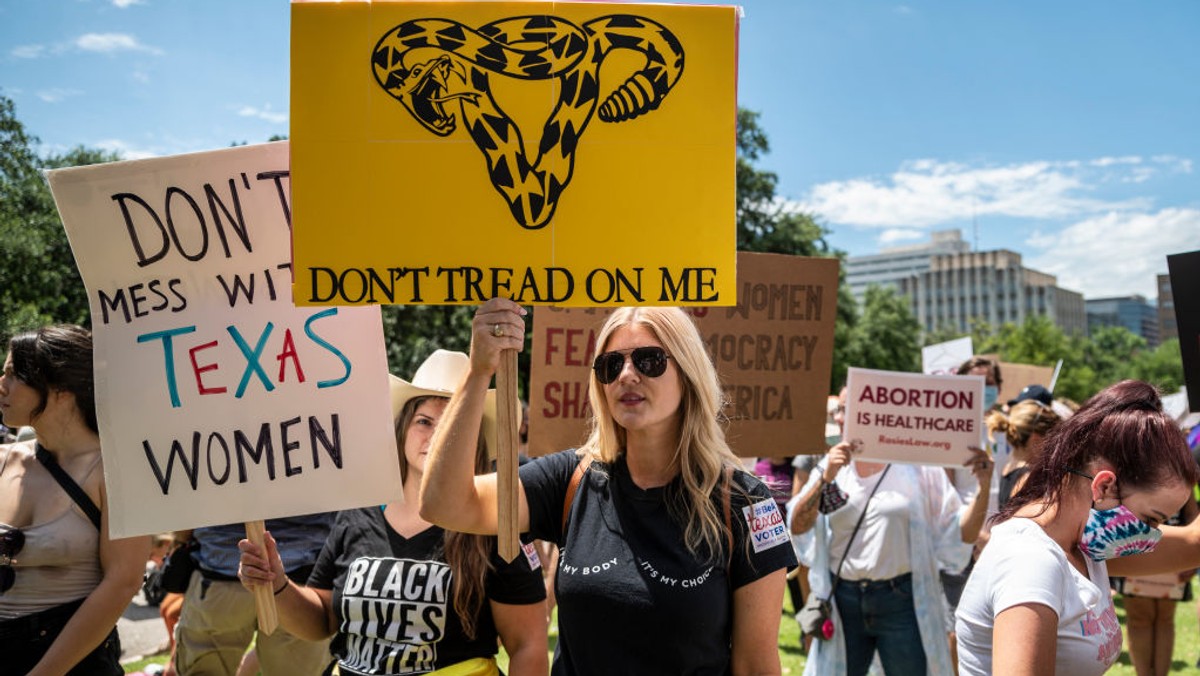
[238,350,548,676]
[421,299,796,675]
[0,325,149,675]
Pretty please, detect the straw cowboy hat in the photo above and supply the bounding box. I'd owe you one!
[389,349,502,458]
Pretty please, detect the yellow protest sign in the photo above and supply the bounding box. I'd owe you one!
[291,0,738,307]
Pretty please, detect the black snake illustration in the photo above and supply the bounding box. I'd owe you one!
[371,15,685,229]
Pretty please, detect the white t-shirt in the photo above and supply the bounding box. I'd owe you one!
[827,464,911,581]
[956,518,1122,676]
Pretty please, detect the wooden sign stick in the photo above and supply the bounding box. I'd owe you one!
[496,349,521,562]
[244,520,279,635]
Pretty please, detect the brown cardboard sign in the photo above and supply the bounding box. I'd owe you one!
[529,252,839,458]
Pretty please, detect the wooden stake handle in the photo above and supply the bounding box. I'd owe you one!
[496,349,520,562]
[244,520,279,635]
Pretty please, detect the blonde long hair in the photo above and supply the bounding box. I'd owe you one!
[580,307,741,560]
[986,400,1060,449]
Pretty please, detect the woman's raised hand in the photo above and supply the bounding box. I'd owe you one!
[470,298,527,375]
[823,439,860,483]
[963,446,994,486]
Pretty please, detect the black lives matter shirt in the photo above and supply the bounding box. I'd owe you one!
[520,450,797,675]
[308,507,545,675]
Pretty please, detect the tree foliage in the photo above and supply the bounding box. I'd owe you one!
[0,95,118,341]
[929,315,1184,403]
[840,286,922,379]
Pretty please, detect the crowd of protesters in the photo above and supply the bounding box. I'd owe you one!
[3,317,1200,676]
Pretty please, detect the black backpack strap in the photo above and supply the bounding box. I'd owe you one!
[561,454,594,538]
[722,466,734,569]
[36,444,102,530]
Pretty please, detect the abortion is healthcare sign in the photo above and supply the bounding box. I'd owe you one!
[843,368,985,468]
[290,0,738,307]
[46,143,402,538]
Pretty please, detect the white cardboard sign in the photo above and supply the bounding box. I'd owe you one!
[844,367,984,467]
[921,337,973,376]
[47,142,402,538]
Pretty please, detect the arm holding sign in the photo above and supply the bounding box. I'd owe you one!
[237,532,335,641]
[420,298,530,535]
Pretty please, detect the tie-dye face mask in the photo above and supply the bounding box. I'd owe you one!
[1079,503,1162,561]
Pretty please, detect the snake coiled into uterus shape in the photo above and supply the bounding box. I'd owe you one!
[372,15,685,229]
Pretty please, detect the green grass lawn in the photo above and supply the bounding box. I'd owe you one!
[125,594,1200,674]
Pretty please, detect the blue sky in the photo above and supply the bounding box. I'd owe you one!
[2,0,1197,301]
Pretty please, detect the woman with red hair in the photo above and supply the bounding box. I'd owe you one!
[956,380,1200,676]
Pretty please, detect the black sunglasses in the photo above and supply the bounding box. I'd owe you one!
[0,528,25,594]
[592,346,672,385]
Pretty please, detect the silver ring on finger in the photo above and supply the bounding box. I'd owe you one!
[492,323,504,338]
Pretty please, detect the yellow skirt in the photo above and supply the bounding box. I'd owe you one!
[331,656,499,676]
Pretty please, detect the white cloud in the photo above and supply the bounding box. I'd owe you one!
[75,33,161,55]
[1151,155,1193,174]
[94,138,159,160]
[37,88,83,103]
[1090,156,1141,167]
[795,158,1156,228]
[894,5,914,15]
[11,44,46,59]
[878,228,924,245]
[112,0,145,7]
[132,70,150,84]
[237,105,288,125]
[1025,208,1200,299]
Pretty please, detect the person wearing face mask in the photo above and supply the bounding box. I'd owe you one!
[955,380,1200,676]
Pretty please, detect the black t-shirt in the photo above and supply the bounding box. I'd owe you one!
[307,507,545,675]
[520,450,797,675]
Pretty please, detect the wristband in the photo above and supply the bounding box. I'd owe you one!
[274,578,288,596]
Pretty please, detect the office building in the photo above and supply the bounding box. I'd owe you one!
[845,229,970,304]
[896,249,1087,336]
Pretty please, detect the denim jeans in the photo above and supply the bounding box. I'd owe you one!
[834,572,926,676]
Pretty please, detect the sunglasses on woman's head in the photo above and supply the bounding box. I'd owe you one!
[592,346,672,385]
[0,528,25,594]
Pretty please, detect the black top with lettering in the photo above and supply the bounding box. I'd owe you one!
[521,450,797,675]
[308,507,545,675]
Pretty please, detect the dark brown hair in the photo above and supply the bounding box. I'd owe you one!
[995,380,1198,523]
[7,325,97,434]
[957,356,1003,390]
[394,395,494,639]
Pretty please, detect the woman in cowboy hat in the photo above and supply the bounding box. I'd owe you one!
[421,299,796,675]
[237,350,548,676]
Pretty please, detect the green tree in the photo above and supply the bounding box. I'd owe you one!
[1130,338,1185,394]
[735,108,859,391]
[843,286,921,376]
[964,316,1181,404]
[0,95,117,340]
[735,109,831,258]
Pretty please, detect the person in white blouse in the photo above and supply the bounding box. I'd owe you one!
[789,387,992,676]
